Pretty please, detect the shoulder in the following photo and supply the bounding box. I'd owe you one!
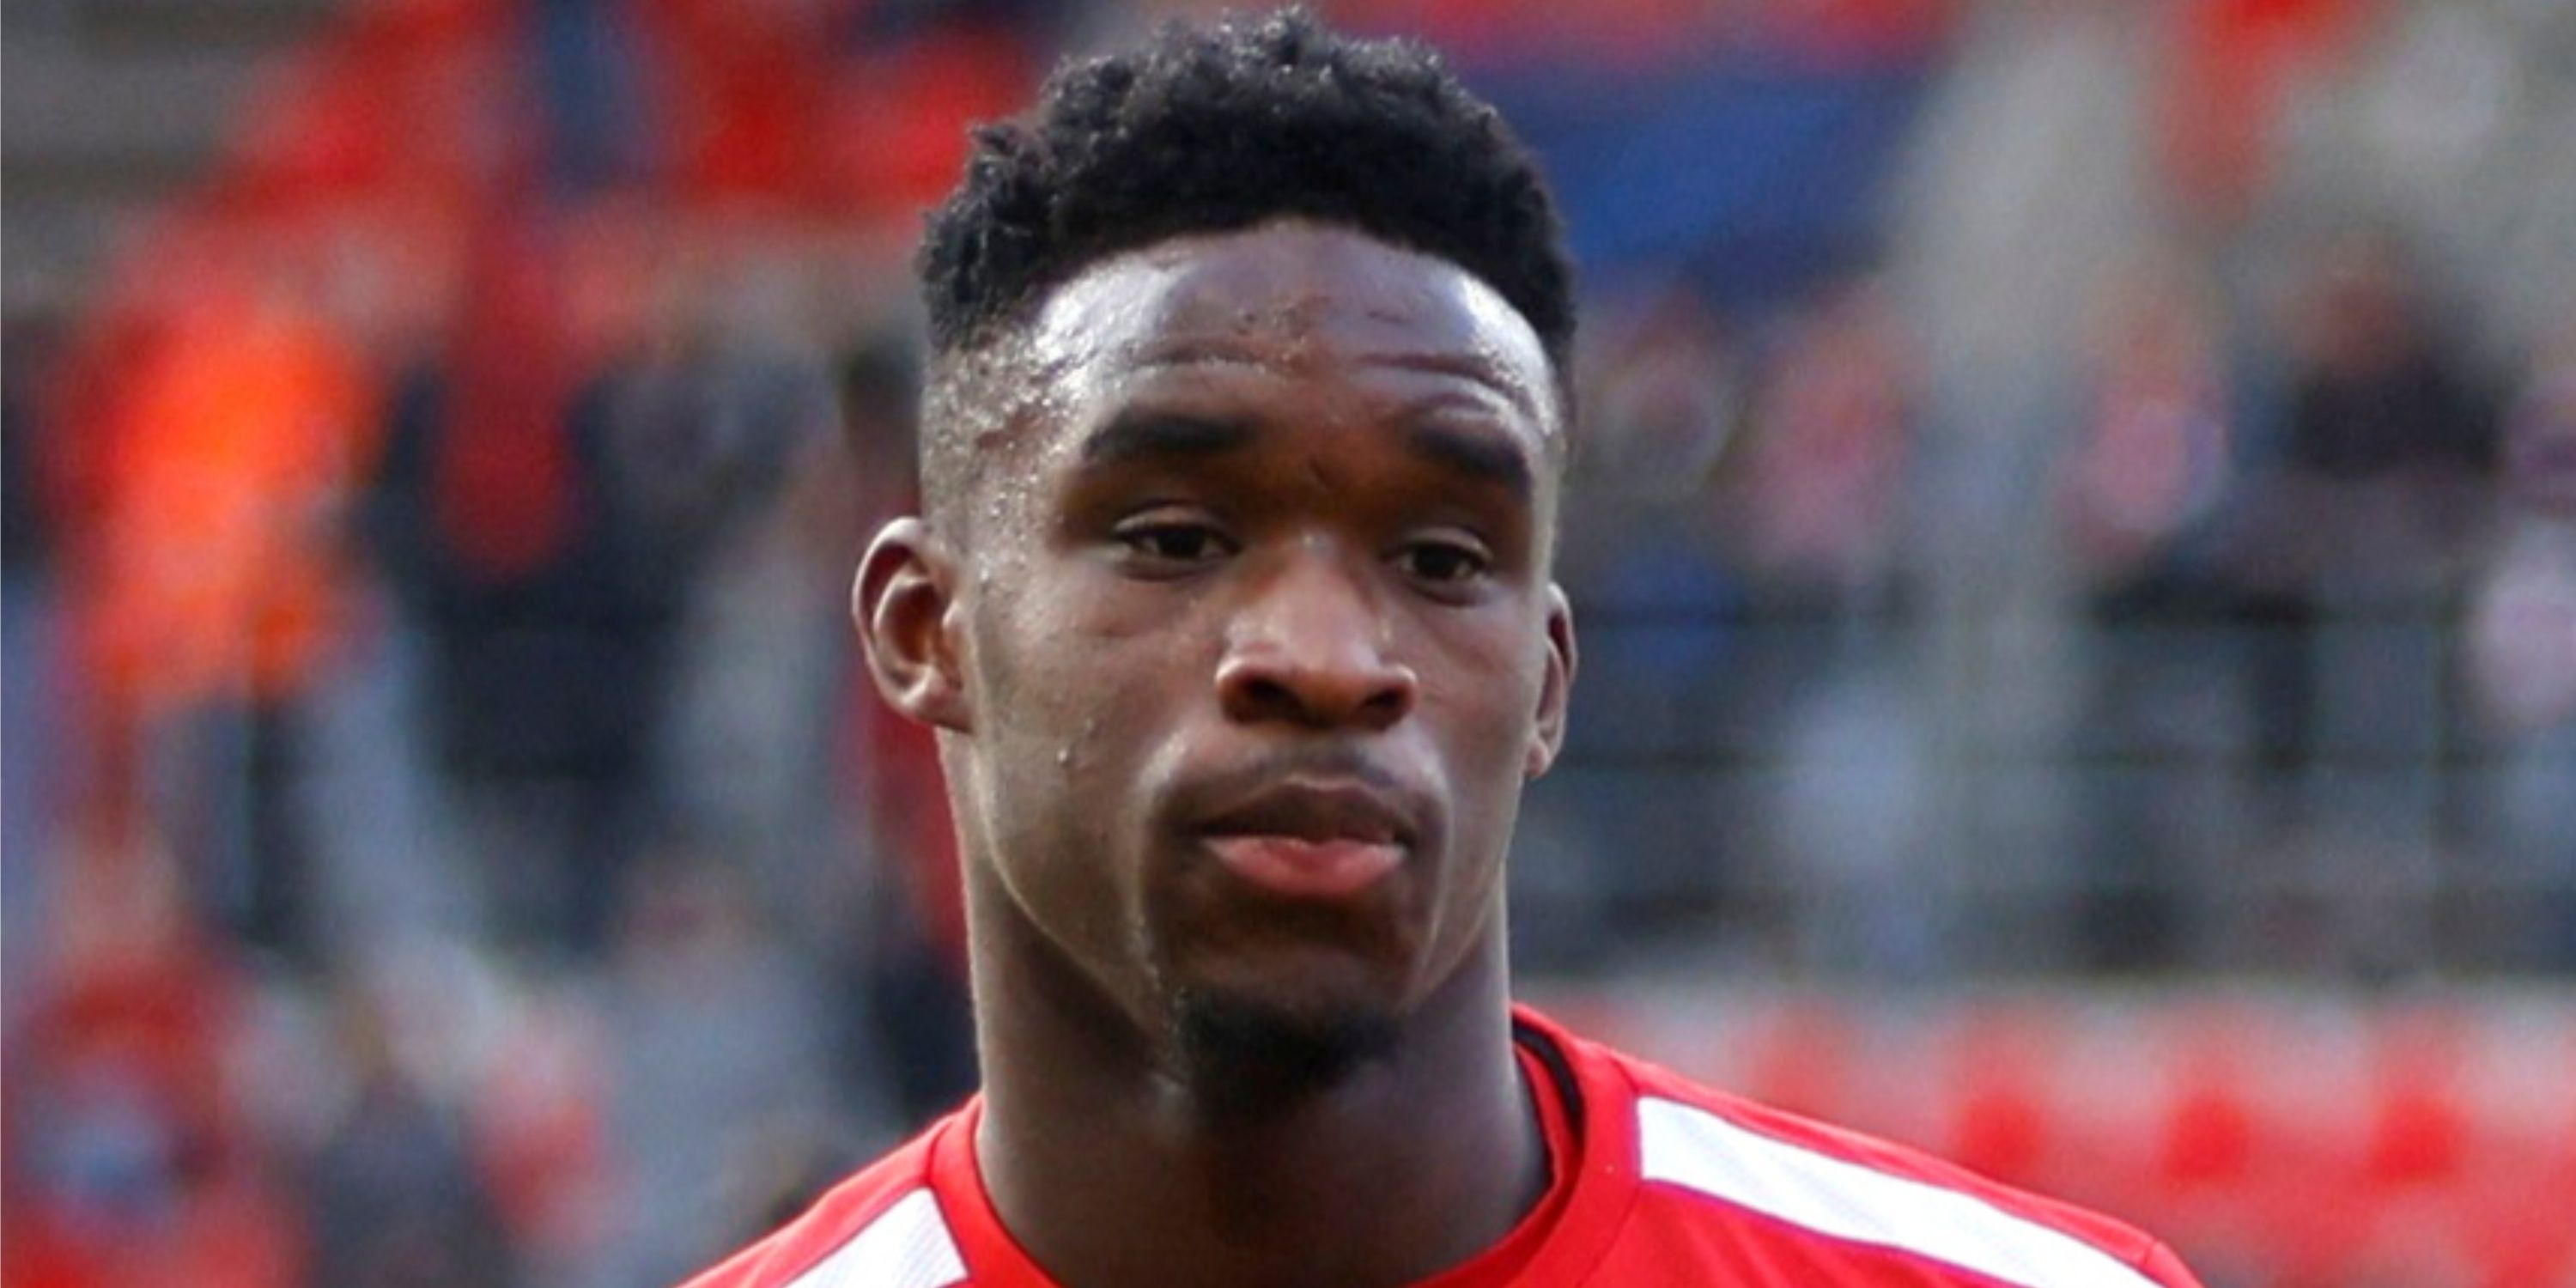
[1516,1007,2203,1288]
[675,1113,969,1288]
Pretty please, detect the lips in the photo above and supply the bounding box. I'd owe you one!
[1197,780,1419,899]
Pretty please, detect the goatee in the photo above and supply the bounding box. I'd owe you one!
[1169,990,1400,1117]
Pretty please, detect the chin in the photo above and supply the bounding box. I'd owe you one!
[1163,985,1402,1115]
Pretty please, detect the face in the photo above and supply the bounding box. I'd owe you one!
[861,220,1575,1076]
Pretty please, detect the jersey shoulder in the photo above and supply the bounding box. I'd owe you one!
[676,1110,969,1288]
[1522,1009,2202,1288]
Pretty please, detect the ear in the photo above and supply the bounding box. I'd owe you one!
[854,517,973,733]
[1524,583,1577,779]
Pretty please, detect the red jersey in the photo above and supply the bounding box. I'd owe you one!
[680,1006,2202,1288]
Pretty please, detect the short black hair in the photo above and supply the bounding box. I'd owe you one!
[915,8,1576,374]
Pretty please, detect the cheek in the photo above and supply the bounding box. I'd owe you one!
[964,598,1109,829]
[1426,613,1551,758]
[965,585,1190,860]
[999,589,1201,756]
[1415,618,1550,865]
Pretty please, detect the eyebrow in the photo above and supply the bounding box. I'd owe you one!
[1075,408,1534,500]
[1407,422,1534,500]
[1078,412,1256,467]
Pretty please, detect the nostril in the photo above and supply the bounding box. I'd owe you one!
[1242,676,1297,714]
[1220,662,1412,729]
[1363,671,1419,726]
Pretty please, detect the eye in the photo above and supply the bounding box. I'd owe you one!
[1112,516,1236,573]
[1396,537,1492,587]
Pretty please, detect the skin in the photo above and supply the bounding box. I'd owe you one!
[856,219,1577,1288]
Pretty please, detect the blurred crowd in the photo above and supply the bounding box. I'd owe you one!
[3,0,2573,1285]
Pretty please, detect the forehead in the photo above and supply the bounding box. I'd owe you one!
[1018,221,1561,442]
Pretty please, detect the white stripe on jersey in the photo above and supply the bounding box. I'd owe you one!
[783,1188,968,1288]
[1636,1097,2159,1288]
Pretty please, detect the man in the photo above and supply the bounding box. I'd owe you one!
[685,11,2203,1287]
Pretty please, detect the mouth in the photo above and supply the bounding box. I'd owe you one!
[1197,780,1419,900]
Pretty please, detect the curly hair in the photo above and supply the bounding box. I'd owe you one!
[915,8,1576,374]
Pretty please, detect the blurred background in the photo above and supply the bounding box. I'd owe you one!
[4,0,2573,1284]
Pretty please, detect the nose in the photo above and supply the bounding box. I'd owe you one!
[1217,550,1419,732]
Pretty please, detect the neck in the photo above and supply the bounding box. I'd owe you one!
[969,907,1543,1288]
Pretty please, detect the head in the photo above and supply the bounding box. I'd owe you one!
[856,9,1578,1103]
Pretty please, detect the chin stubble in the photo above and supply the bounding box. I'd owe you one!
[1165,988,1400,1116]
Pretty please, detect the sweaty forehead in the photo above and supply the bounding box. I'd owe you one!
[1018,221,1560,437]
